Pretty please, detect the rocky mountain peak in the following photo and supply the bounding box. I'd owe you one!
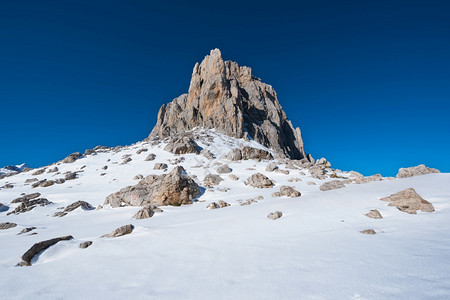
[150,49,306,159]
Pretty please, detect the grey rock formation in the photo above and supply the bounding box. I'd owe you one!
[381,188,434,214]
[267,211,283,220]
[136,148,148,154]
[8,194,52,215]
[18,227,37,235]
[104,166,201,207]
[18,235,74,266]
[204,174,223,186]
[145,153,156,161]
[153,163,168,170]
[365,209,383,219]
[216,164,232,174]
[133,174,144,180]
[102,224,134,238]
[265,162,278,172]
[201,149,214,159]
[246,173,275,188]
[360,229,376,235]
[226,146,273,161]
[0,222,17,230]
[32,168,46,175]
[25,178,38,183]
[164,136,200,155]
[206,200,230,209]
[229,174,239,181]
[396,164,440,178]
[149,49,305,159]
[53,201,94,217]
[65,172,77,180]
[133,207,155,219]
[277,185,301,197]
[62,152,82,163]
[80,241,93,249]
[320,180,345,191]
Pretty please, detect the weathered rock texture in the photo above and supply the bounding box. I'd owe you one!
[267,211,283,220]
[53,201,94,217]
[0,222,17,230]
[19,235,74,266]
[365,209,383,219]
[272,185,301,198]
[104,166,201,207]
[206,200,230,209]
[102,225,134,238]
[380,188,435,214]
[8,193,52,215]
[164,136,201,155]
[320,180,345,191]
[246,173,275,188]
[226,146,273,161]
[133,207,155,219]
[149,49,305,159]
[396,164,440,178]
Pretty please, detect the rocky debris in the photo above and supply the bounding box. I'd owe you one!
[201,149,214,159]
[316,157,331,168]
[40,180,54,188]
[365,209,383,219]
[0,203,8,212]
[239,198,258,206]
[25,178,39,183]
[62,152,82,163]
[136,148,148,154]
[32,168,46,176]
[206,200,230,209]
[133,174,144,180]
[133,207,155,219]
[164,136,201,155]
[320,180,345,191]
[360,229,376,235]
[18,235,74,266]
[122,157,132,164]
[274,169,290,175]
[54,178,65,184]
[0,222,17,230]
[216,165,232,174]
[246,173,275,188]
[349,173,383,184]
[265,162,278,172]
[47,167,58,173]
[149,49,305,159]
[145,153,157,161]
[267,211,283,220]
[306,181,316,185]
[381,188,434,214]
[84,148,96,156]
[226,146,273,161]
[204,174,223,186]
[18,227,37,235]
[2,183,14,189]
[80,241,93,249]
[288,177,302,182]
[8,194,53,215]
[101,224,134,238]
[309,166,327,180]
[65,172,77,180]
[229,174,239,181]
[104,166,201,207]
[102,165,108,170]
[396,164,440,178]
[272,185,301,198]
[53,201,94,217]
[154,163,168,170]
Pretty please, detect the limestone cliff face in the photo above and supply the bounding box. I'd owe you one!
[150,49,306,159]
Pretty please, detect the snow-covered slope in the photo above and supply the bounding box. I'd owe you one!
[1,130,449,299]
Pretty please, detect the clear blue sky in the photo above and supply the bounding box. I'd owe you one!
[1,0,449,176]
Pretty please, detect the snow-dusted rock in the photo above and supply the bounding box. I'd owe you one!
[0,222,17,230]
[164,136,200,155]
[145,153,156,161]
[53,201,94,217]
[226,146,273,161]
[206,200,230,209]
[267,211,283,220]
[133,207,155,219]
[381,188,434,214]
[265,162,278,172]
[62,152,82,164]
[396,164,440,178]
[153,163,168,170]
[320,180,345,191]
[18,235,74,266]
[204,174,223,186]
[246,173,275,188]
[360,229,376,235]
[102,224,134,238]
[216,164,232,174]
[365,209,383,219]
[80,241,93,249]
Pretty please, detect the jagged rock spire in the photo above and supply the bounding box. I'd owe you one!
[150,49,306,159]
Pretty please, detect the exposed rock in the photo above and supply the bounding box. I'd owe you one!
[102,224,134,238]
[47,167,58,173]
[360,229,376,235]
[267,211,283,220]
[0,222,17,230]
[8,194,53,215]
[309,166,326,180]
[380,188,434,214]
[164,136,200,154]
[65,172,77,180]
[62,152,82,163]
[229,174,239,181]
[18,235,74,266]
[226,146,273,161]
[102,165,108,170]
[122,157,132,164]
[274,169,290,175]
[136,148,148,154]
[145,153,156,161]
[25,178,39,183]
[306,181,316,185]
[104,166,201,207]
[265,162,278,172]
[53,201,94,217]
[39,180,54,188]
[365,209,383,219]
[84,148,96,156]
[320,180,345,191]
[11,193,41,203]
[216,164,232,174]
[396,164,440,178]
[240,198,258,206]
[153,163,168,170]
[204,174,223,186]
[2,183,14,189]
[206,200,230,209]
[149,49,305,159]
[133,174,144,180]
[54,178,66,184]
[246,173,275,188]
[279,185,301,197]
[288,177,302,182]
[18,227,36,235]
[80,241,93,249]
[133,207,155,219]
[316,157,331,168]
[32,168,46,175]
[200,149,214,159]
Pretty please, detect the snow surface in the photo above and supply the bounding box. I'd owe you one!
[1,130,449,299]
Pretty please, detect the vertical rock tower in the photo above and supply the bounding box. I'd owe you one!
[150,49,306,159]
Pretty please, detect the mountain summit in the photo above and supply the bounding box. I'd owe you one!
[150,49,306,159]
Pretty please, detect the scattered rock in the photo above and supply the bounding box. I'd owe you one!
[122,157,132,164]
[320,180,345,191]
[381,188,434,214]
[145,153,156,161]
[240,198,258,206]
[396,164,440,178]
[278,185,301,197]
[274,169,290,175]
[200,149,214,159]
[32,168,46,175]
[306,181,316,185]
[226,146,273,161]
[104,166,201,207]
[216,164,232,174]
[2,183,14,189]
[18,227,36,235]
[53,201,94,217]
[267,211,283,220]
[84,149,96,156]
[80,241,93,249]
[18,235,74,266]
[246,173,275,188]
[133,174,144,180]
[365,209,383,219]
[265,162,278,172]
[0,222,17,230]
[154,163,168,170]
[62,152,82,163]
[164,136,201,154]
[136,148,148,154]
[288,177,302,182]
[133,207,155,219]
[7,195,52,215]
[39,180,54,188]
[11,193,41,203]
[25,178,39,183]
[309,166,326,180]
[229,174,239,181]
[102,224,134,238]
[102,165,108,170]
[47,167,58,173]
[204,174,223,186]
[206,200,230,209]
[55,178,66,184]
[360,229,376,235]
[65,172,77,180]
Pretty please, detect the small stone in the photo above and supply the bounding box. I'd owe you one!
[306,181,316,185]
[80,241,93,249]
[246,173,274,188]
[25,178,39,183]
[133,207,155,219]
[136,148,148,154]
[0,222,17,230]
[145,153,156,161]
[229,174,239,181]
[65,172,77,181]
[360,229,376,235]
[204,174,223,186]
[133,174,144,180]
[206,200,230,209]
[365,209,383,219]
[102,224,134,238]
[216,164,232,174]
[122,157,132,164]
[319,180,345,191]
[62,152,82,163]
[267,211,283,220]
[18,227,36,235]
[265,162,278,172]
[153,163,168,170]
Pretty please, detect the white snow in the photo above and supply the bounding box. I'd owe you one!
[1,130,449,299]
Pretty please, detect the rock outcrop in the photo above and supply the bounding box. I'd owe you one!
[396,164,440,178]
[102,225,134,238]
[149,49,305,159]
[246,173,275,188]
[18,235,74,266]
[365,209,383,219]
[104,166,201,207]
[380,188,434,214]
[0,222,17,230]
[8,193,52,215]
[267,211,283,220]
[164,136,201,155]
[320,180,345,191]
[206,200,230,209]
[226,146,273,161]
[53,201,94,217]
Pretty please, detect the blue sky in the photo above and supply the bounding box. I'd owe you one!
[1,0,449,176]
